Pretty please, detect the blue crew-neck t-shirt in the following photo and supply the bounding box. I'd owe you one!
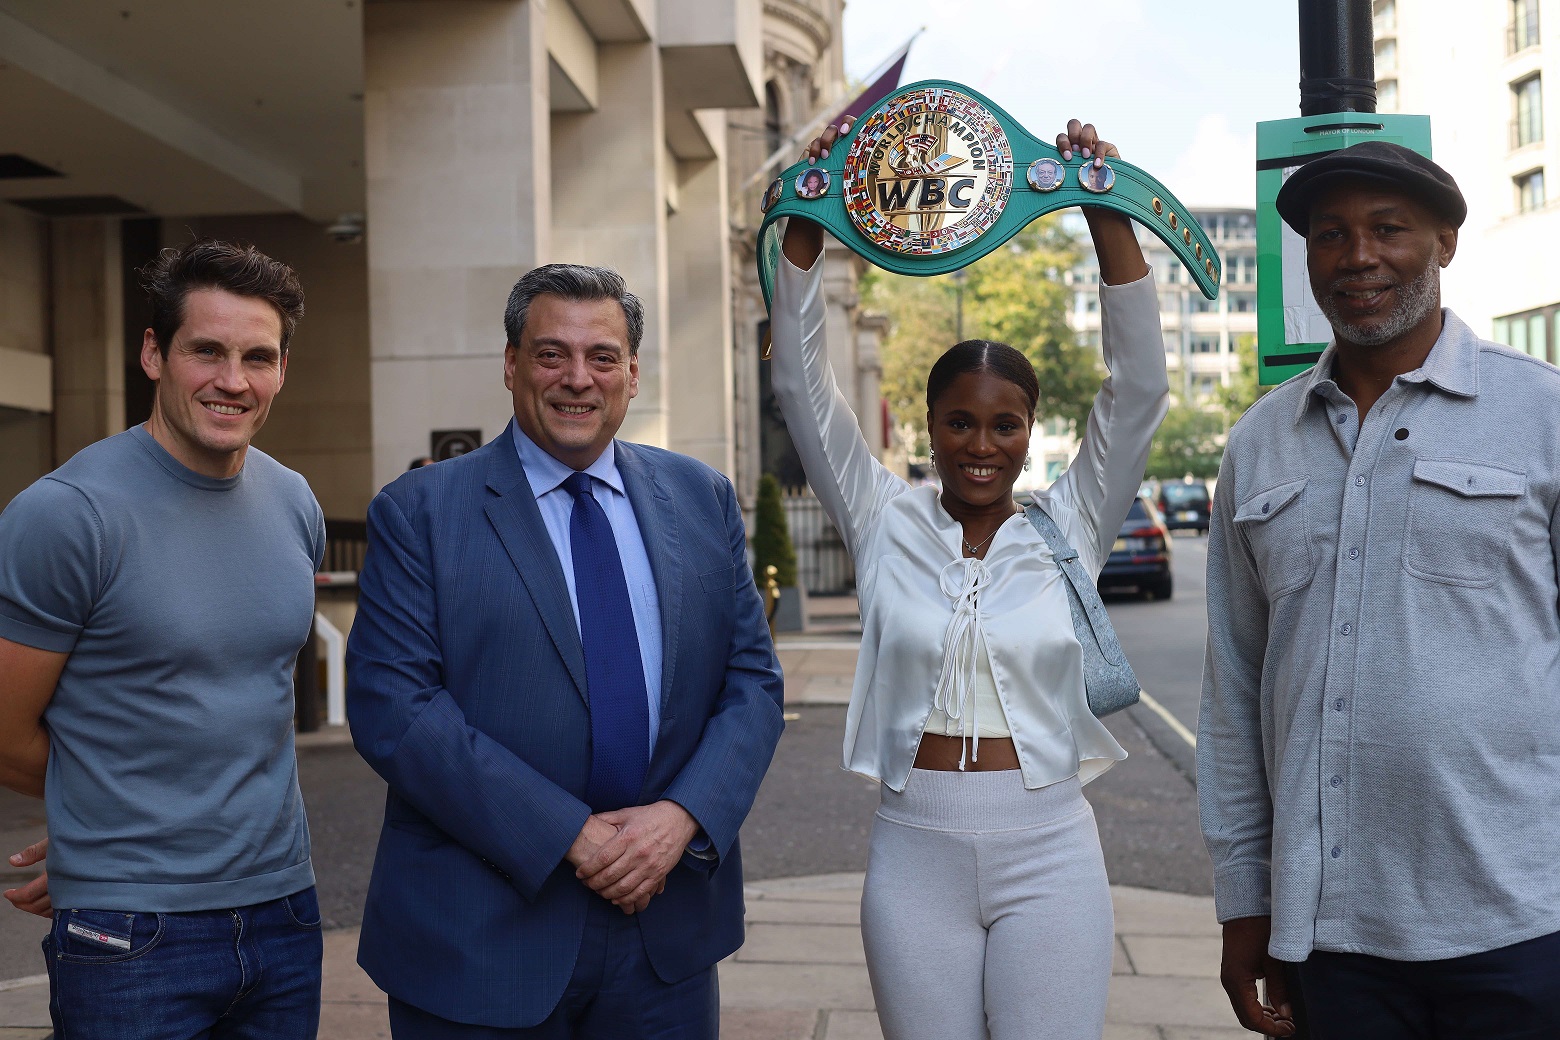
[0,425,323,911]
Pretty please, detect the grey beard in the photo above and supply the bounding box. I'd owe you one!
[1318,256,1441,348]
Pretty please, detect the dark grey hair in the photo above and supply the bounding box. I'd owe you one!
[503,264,644,355]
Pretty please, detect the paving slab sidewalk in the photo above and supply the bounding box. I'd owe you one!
[0,632,1243,1039]
[0,876,1241,1039]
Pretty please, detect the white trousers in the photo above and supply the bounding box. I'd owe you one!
[860,769,1115,1040]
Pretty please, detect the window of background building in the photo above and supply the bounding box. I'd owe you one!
[1192,295,1218,313]
[1163,332,1182,354]
[1510,0,1541,54]
[1081,293,1099,314]
[1493,302,1560,363]
[1379,78,1399,111]
[1191,335,1220,354]
[1516,168,1546,212]
[764,82,783,157]
[1164,259,1183,284]
[1195,376,1219,398]
[1231,292,1257,313]
[1375,38,1397,73]
[1514,75,1544,149]
[1374,0,1396,34]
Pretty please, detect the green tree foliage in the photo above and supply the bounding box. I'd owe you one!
[1217,332,1270,424]
[1145,404,1225,480]
[752,473,798,588]
[862,217,1098,456]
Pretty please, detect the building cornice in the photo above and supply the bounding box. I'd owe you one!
[763,0,832,57]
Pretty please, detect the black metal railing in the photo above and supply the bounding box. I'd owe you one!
[1511,117,1544,151]
[323,519,368,573]
[782,488,856,595]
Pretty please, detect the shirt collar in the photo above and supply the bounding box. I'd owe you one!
[510,422,623,497]
[1294,308,1479,425]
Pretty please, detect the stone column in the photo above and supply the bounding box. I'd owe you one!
[551,41,670,447]
[51,218,125,463]
[667,137,735,475]
[364,0,551,492]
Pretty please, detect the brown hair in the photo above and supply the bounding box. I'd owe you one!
[141,239,305,355]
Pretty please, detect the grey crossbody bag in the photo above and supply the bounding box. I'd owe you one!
[1023,502,1141,717]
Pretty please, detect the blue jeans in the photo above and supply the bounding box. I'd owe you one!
[43,887,323,1039]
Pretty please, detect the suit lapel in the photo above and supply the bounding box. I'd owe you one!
[616,442,682,714]
[483,431,588,701]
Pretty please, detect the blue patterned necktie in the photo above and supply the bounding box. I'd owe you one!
[563,471,650,812]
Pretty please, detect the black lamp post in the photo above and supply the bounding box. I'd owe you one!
[1298,0,1377,115]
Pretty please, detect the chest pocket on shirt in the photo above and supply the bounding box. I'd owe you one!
[1403,459,1526,588]
[1234,478,1314,600]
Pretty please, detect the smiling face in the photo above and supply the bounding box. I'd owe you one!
[505,293,639,470]
[140,287,287,479]
[927,369,1033,508]
[1306,180,1457,350]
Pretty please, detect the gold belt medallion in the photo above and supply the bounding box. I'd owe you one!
[843,86,1014,256]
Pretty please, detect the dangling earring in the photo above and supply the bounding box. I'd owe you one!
[1023,457,1032,471]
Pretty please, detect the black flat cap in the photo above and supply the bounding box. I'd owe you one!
[1276,141,1466,233]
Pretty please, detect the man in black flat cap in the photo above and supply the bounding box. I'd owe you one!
[1199,140,1560,1040]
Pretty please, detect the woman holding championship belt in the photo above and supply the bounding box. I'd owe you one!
[771,118,1167,1040]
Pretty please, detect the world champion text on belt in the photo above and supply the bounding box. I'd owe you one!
[756,81,1222,312]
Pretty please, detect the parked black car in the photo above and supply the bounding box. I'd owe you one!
[1157,479,1211,534]
[1098,496,1173,600]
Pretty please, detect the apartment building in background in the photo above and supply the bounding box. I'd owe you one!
[1375,0,1560,357]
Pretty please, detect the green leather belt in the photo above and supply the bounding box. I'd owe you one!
[757,80,1221,311]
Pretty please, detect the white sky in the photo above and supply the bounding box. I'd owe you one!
[842,0,1302,209]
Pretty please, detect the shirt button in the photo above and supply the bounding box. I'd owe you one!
[1331,775,1343,787]
[1336,413,1347,425]
[1355,476,1365,486]
[1331,846,1342,859]
[1348,547,1359,560]
[1334,698,1345,711]
[1340,623,1352,635]
[1261,502,1270,514]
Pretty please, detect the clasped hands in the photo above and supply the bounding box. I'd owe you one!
[565,800,699,916]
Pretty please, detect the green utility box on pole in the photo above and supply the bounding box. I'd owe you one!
[1255,112,1433,385]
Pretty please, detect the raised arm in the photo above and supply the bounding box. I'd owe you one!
[770,167,909,556]
[1040,123,1168,572]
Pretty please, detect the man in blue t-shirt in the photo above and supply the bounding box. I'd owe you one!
[0,239,325,1039]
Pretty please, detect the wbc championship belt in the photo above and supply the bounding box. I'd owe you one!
[757,80,1221,311]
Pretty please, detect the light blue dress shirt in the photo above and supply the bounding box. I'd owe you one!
[1200,309,1560,962]
[511,424,663,757]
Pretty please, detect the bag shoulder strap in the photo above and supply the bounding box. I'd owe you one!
[1023,502,1127,667]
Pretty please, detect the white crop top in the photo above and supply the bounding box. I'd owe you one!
[925,639,1013,750]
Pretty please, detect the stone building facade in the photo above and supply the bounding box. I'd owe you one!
[0,0,882,523]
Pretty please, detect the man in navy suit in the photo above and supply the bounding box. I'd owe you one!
[346,264,785,1038]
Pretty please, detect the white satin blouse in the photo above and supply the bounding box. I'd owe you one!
[769,254,1168,792]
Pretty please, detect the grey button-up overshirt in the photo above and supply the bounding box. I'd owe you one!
[1199,309,1560,962]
